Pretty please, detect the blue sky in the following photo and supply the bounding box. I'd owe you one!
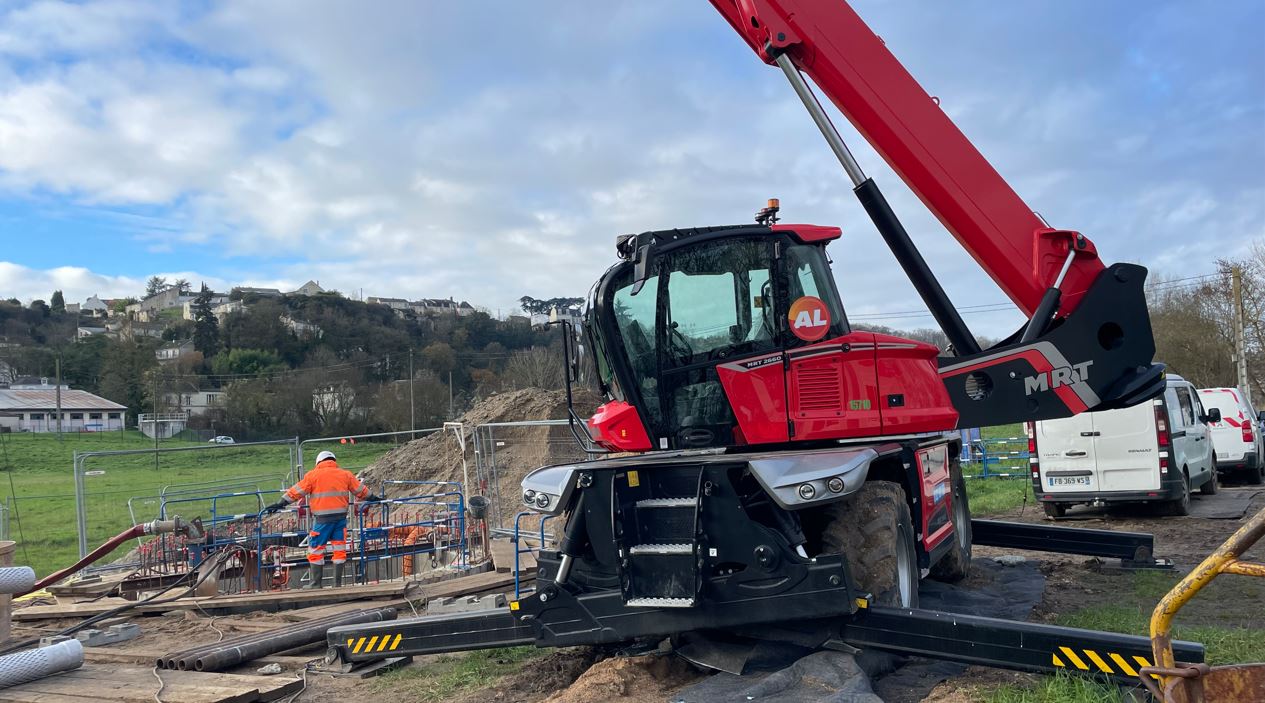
[0,0,1260,334]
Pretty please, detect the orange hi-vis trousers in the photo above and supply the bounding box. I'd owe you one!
[308,519,348,565]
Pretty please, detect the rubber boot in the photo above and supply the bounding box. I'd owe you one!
[304,563,324,589]
[332,563,345,588]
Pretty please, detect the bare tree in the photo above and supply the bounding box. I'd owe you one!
[504,346,563,390]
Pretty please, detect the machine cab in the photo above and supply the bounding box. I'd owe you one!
[584,221,954,452]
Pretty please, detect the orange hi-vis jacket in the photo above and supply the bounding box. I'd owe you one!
[283,459,370,522]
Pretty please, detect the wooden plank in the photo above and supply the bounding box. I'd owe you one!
[15,568,531,623]
[17,674,258,703]
[50,666,302,702]
[2,691,118,703]
[14,581,408,621]
[4,662,306,702]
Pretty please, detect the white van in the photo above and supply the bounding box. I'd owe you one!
[1197,387,1265,485]
[1029,374,1218,518]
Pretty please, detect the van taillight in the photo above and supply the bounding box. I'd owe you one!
[1244,424,1255,443]
[1026,421,1040,483]
[1155,404,1171,474]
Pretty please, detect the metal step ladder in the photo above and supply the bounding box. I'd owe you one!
[619,473,704,608]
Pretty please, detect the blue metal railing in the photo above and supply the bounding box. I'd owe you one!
[963,435,1030,479]
[512,511,555,599]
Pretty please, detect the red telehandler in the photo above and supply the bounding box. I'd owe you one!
[329,0,1205,687]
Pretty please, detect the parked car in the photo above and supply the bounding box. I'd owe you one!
[1029,374,1218,518]
[1197,387,1265,485]
[209,435,236,444]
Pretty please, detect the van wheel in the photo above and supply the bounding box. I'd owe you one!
[1247,462,1265,486]
[821,481,920,608]
[1042,503,1066,519]
[930,459,972,583]
[1165,471,1191,516]
[1199,463,1219,495]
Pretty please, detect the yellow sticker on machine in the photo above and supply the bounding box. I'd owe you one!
[627,471,640,487]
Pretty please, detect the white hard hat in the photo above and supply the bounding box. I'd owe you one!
[315,450,336,464]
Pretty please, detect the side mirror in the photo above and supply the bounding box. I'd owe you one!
[1258,410,1265,422]
[1205,408,1222,424]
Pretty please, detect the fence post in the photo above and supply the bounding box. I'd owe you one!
[73,453,88,558]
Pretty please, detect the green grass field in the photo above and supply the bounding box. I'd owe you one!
[963,423,1034,516]
[0,431,398,576]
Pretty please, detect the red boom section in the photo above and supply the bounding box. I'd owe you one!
[708,0,1105,317]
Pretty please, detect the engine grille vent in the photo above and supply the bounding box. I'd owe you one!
[796,365,843,412]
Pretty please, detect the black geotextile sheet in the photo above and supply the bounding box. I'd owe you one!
[671,557,1045,703]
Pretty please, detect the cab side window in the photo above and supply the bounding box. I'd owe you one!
[1176,387,1196,427]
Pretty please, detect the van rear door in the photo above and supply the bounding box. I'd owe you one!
[1091,401,1161,491]
[1198,389,1247,463]
[1036,412,1097,493]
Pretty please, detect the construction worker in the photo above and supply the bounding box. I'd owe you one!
[264,450,383,589]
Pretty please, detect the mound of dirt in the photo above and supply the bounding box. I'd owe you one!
[361,388,600,528]
[540,655,701,703]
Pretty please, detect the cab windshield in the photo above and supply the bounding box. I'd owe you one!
[600,234,847,447]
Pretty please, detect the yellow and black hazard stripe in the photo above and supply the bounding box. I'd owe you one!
[1051,646,1156,679]
[346,633,404,655]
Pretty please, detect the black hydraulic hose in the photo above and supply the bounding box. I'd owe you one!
[0,546,244,657]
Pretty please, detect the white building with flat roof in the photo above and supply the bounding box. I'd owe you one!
[0,389,126,432]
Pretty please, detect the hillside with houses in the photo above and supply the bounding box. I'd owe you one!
[0,279,581,439]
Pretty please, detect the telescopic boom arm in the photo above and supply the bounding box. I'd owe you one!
[708,0,1104,320]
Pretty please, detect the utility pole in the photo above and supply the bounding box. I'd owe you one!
[153,371,160,471]
[409,349,415,437]
[448,370,454,419]
[55,354,63,442]
[1233,267,1252,406]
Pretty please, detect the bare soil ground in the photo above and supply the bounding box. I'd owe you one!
[26,468,1259,702]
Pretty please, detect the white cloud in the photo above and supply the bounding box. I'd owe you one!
[0,262,234,304]
[0,0,1258,336]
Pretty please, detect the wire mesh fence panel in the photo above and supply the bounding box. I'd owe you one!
[473,420,597,530]
[74,439,298,564]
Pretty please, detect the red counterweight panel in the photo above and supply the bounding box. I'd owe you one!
[873,334,959,434]
[785,333,882,440]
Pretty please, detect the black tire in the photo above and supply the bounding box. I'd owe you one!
[930,459,972,583]
[1247,461,1265,486]
[1042,502,1066,519]
[821,481,919,608]
[1199,462,1219,495]
[1165,471,1191,516]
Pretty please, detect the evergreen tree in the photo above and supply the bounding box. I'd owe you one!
[145,276,168,298]
[192,284,220,357]
[50,290,65,314]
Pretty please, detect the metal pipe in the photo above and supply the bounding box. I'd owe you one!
[191,608,397,672]
[774,52,867,187]
[166,609,369,669]
[0,639,84,690]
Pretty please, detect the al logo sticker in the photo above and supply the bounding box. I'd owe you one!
[788,296,831,342]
